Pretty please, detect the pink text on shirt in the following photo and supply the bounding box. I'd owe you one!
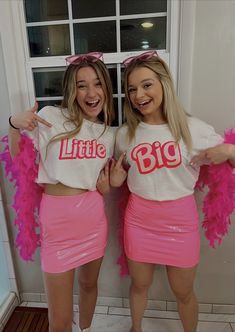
[131,141,182,174]
[59,138,106,159]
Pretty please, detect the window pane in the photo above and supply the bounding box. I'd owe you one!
[28,25,71,57]
[121,17,166,52]
[37,100,62,110]
[33,68,64,97]
[120,0,167,15]
[74,22,116,53]
[72,0,115,18]
[24,0,68,22]
[108,66,117,94]
[121,67,125,93]
[112,98,119,127]
[121,97,126,123]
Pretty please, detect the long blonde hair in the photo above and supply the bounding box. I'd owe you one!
[123,55,192,150]
[48,59,114,146]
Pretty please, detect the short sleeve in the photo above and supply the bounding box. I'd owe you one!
[114,126,128,160]
[107,127,117,159]
[206,126,223,149]
[189,117,223,152]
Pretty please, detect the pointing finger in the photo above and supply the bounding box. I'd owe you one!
[35,115,52,127]
[31,101,38,113]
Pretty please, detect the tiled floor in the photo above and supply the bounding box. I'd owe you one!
[20,302,235,332]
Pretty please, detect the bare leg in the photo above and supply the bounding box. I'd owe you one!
[166,265,198,332]
[43,269,75,332]
[78,257,103,330]
[128,258,155,332]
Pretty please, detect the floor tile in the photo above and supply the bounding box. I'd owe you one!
[26,301,48,308]
[72,313,233,332]
[197,322,232,332]
[213,305,235,315]
[20,292,41,302]
[199,313,235,323]
[97,296,123,307]
[13,302,235,332]
[19,301,28,306]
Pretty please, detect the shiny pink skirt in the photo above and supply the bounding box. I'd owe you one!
[124,193,200,268]
[39,191,108,273]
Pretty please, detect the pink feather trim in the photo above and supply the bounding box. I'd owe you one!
[195,128,235,247]
[0,134,43,261]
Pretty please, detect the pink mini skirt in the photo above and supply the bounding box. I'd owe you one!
[39,191,108,273]
[124,193,200,268]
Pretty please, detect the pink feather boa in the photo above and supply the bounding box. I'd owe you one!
[117,129,235,276]
[195,129,235,247]
[0,134,43,261]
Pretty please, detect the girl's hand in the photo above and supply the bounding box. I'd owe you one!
[96,161,110,194]
[110,153,128,187]
[190,144,235,166]
[10,101,52,131]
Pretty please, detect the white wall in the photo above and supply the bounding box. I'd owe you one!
[191,0,235,130]
[179,0,235,304]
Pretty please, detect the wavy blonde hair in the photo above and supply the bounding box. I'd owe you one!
[123,55,192,150]
[48,59,114,147]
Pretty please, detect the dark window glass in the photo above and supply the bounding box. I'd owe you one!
[37,100,62,110]
[121,67,125,93]
[74,22,116,54]
[121,17,166,52]
[33,69,64,97]
[28,25,71,57]
[108,66,117,94]
[72,0,115,18]
[120,0,167,15]
[24,0,68,22]
[112,98,119,127]
[121,97,126,123]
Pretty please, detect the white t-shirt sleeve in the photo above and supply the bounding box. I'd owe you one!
[108,127,117,159]
[189,117,223,151]
[205,125,223,148]
[21,106,53,151]
[114,126,128,160]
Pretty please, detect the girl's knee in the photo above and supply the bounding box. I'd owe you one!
[79,278,97,292]
[174,289,195,304]
[131,279,152,293]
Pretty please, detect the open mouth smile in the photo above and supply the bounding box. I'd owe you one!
[86,100,100,108]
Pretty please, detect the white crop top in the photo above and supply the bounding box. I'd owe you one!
[27,106,116,190]
[115,117,223,201]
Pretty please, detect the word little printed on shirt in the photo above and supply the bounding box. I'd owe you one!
[59,138,106,159]
[131,141,182,174]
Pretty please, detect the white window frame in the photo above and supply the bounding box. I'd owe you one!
[1,0,183,121]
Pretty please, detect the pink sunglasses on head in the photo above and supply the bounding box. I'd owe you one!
[65,52,104,65]
[123,50,159,67]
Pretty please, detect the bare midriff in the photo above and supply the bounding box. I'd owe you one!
[44,183,88,196]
